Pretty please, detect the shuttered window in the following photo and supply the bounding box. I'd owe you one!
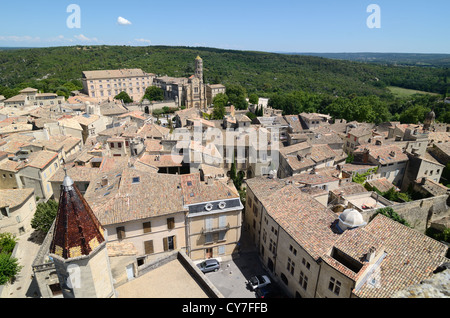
[167,218,175,230]
[116,226,125,240]
[143,222,152,233]
[163,236,177,251]
[144,240,154,254]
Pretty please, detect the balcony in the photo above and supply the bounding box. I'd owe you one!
[201,223,230,235]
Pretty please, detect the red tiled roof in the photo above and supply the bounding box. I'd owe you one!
[50,175,106,260]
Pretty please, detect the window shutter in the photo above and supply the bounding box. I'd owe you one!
[163,237,169,251]
[116,226,125,240]
[205,217,213,230]
[167,218,175,230]
[143,222,152,233]
[219,215,227,228]
[144,240,154,254]
[172,236,177,250]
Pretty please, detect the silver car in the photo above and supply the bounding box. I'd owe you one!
[247,275,271,291]
[197,259,220,273]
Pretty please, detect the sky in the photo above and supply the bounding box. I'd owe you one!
[0,0,449,53]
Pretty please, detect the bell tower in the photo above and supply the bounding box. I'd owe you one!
[195,56,204,83]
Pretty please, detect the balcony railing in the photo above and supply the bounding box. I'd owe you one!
[201,224,230,235]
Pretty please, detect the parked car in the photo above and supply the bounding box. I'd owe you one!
[255,285,285,299]
[247,275,271,290]
[255,285,274,298]
[197,259,220,273]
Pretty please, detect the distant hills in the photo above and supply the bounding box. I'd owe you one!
[280,52,450,68]
[0,46,448,98]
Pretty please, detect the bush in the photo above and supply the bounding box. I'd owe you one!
[0,233,17,254]
[370,207,410,227]
[0,253,21,285]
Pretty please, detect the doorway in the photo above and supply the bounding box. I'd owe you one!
[205,248,213,259]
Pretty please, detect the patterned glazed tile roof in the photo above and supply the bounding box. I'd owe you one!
[50,175,106,260]
[352,214,449,298]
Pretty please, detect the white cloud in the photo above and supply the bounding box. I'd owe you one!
[135,38,151,44]
[74,34,98,42]
[117,17,132,25]
[0,35,41,42]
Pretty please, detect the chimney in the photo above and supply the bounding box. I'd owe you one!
[363,149,369,163]
[101,176,108,187]
[365,247,376,263]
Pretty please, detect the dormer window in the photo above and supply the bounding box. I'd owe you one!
[132,177,140,184]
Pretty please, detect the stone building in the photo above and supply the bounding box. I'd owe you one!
[0,188,36,236]
[3,87,65,108]
[82,69,155,102]
[244,176,449,298]
[153,56,208,109]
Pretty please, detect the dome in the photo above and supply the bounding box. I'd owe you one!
[338,209,367,232]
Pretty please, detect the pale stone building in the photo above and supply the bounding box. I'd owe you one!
[0,188,36,236]
[244,176,449,298]
[3,87,65,108]
[82,69,155,102]
[153,56,209,109]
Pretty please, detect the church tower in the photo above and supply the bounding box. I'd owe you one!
[195,55,204,82]
[49,171,115,298]
[423,109,436,131]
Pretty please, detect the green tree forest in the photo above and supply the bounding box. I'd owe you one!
[0,45,449,124]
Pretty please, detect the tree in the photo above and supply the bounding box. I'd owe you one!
[249,93,259,105]
[114,91,133,104]
[143,86,164,102]
[211,93,228,120]
[370,207,410,227]
[31,200,59,234]
[226,84,248,110]
[0,253,21,285]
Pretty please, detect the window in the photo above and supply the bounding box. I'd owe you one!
[143,222,151,233]
[299,271,308,290]
[163,236,176,251]
[167,217,175,230]
[269,238,276,254]
[289,245,297,256]
[110,143,115,148]
[287,258,295,275]
[302,258,311,270]
[328,277,341,296]
[144,240,154,254]
[132,177,140,184]
[116,226,126,240]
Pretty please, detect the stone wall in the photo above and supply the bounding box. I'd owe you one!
[361,194,449,233]
[393,269,450,298]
